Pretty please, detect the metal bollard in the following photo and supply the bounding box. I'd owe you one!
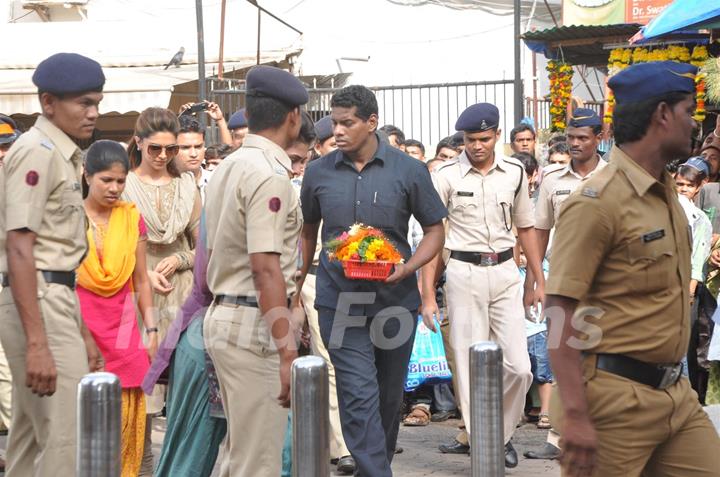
[292,355,329,477]
[470,342,504,477]
[77,372,122,477]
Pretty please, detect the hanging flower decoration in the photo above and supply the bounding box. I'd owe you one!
[604,44,711,125]
[546,60,574,132]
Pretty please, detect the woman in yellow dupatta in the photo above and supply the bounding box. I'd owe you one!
[76,140,158,477]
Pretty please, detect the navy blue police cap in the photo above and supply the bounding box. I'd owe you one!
[455,103,500,132]
[245,65,308,106]
[0,114,20,145]
[32,53,105,95]
[568,108,602,128]
[608,61,697,105]
[228,108,247,130]
[451,130,464,146]
[314,116,333,142]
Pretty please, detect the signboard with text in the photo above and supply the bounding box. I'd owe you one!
[563,0,673,26]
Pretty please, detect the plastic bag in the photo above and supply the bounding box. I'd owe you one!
[404,315,452,392]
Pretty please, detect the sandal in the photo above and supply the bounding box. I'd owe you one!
[403,405,431,426]
[537,413,551,429]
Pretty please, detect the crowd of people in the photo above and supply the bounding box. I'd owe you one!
[0,52,719,477]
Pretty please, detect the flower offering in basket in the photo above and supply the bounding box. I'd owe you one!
[325,223,403,281]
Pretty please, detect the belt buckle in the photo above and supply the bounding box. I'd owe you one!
[657,364,682,390]
[479,255,494,266]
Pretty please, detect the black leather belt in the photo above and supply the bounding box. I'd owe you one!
[214,295,292,308]
[214,295,259,308]
[450,249,514,266]
[308,265,318,275]
[1,271,76,290]
[595,353,682,390]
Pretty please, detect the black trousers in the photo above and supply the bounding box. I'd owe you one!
[318,306,417,477]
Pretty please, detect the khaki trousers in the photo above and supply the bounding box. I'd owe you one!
[0,283,89,477]
[301,273,350,460]
[445,258,532,444]
[204,302,288,477]
[0,336,13,431]
[551,360,720,477]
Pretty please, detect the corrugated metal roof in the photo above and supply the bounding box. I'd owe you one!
[522,23,642,42]
[521,23,643,66]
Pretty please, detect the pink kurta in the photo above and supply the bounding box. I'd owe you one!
[77,216,150,388]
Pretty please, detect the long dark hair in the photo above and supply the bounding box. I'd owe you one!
[127,107,181,177]
[82,140,130,198]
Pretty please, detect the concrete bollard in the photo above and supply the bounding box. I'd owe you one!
[470,342,504,477]
[291,355,329,477]
[77,372,122,477]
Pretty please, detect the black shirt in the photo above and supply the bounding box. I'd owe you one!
[300,136,447,315]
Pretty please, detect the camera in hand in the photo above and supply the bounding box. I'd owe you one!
[181,102,209,116]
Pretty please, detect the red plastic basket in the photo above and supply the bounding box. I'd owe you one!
[341,260,394,281]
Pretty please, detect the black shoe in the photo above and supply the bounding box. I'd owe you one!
[336,455,356,475]
[523,443,560,460]
[394,446,403,455]
[505,442,518,468]
[439,439,470,454]
[431,409,459,422]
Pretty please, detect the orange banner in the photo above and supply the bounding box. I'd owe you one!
[626,0,673,24]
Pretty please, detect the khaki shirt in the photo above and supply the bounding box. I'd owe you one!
[433,151,534,253]
[546,146,691,364]
[0,116,87,273]
[204,154,240,247]
[206,134,302,298]
[535,157,607,230]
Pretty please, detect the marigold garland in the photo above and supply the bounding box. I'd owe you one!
[546,60,574,132]
[604,44,711,125]
[325,223,403,264]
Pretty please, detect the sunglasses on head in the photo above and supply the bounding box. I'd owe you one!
[147,143,179,158]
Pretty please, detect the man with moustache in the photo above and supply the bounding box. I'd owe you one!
[548,61,720,477]
[0,53,105,476]
[422,103,543,467]
[524,108,606,461]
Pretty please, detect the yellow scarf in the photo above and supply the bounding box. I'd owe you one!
[77,201,140,297]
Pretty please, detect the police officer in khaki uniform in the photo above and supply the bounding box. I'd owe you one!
[0,53,105,476]
[524,108,606,461]
[422,103,545,467]
[0,114,20,443]
[535,108,607,249]
[203,65,307,476]
[548,61,720,477]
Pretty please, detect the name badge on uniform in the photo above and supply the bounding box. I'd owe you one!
[555,189,571,196]
[581,187,599,198]
[457,191,474,197]
[642,229,665,243]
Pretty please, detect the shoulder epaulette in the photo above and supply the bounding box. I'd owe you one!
[579,162,617,199]
[502,157,525,198]
[436,158,459,171]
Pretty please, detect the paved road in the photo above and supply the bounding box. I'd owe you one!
[149,417,560,476]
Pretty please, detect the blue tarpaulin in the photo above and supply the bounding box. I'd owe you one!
[636,0,720,42]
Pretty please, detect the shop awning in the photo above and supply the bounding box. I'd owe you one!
[0,50,299,115]
[522,24,642,66]
[633,0,720,43]
[0,19,301,115]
